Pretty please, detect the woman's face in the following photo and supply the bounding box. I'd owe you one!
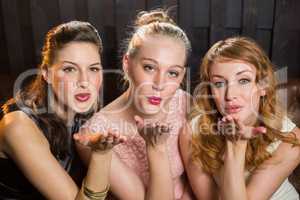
[124,35,186,116]
[45,41,102,114]
[209,60,265,125]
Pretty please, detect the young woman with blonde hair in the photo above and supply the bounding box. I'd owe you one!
[78,9,194,200]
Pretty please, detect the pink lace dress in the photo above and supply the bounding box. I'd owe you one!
[81,89,189,199]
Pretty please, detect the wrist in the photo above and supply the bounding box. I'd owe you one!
[146,143,168,153]
[146,145,169,163]
[90,150,112,161]
[81,178,109,200]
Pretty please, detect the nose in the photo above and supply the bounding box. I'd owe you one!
[77,71,89,88]
[225,82,238,101]
[152,72,165,91]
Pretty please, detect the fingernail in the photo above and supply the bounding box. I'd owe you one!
[254,127,267,135]
[261,127,267,133]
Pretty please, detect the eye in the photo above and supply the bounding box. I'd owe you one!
[239,78,251,85]
[63,66,76,73]
[213,81,226,88]
[90,66,102,72]
[168,70,179,78]
[143,64,155,72]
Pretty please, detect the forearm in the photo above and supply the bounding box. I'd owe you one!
[220,164,246,200]
[76,151,112,200]
[220,140,247,200]
[146,145,174,200]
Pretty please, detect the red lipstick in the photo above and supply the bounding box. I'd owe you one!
[148,96,162,105]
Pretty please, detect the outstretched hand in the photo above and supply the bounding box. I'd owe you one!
[134,115,171,147]
[218,115,266,141]
[73,129,126,152]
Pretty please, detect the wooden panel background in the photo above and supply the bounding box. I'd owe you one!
[0,0,299,104]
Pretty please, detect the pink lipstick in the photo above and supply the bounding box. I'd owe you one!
[75,93,91,102]
[225,105,242,114]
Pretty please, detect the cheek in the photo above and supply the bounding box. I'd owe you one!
[52,75,76,96]
[164,80,180,95]
[91,75,103,91]
[211,88,224,105]
[131,72,151,87]
[249,90,261,109]
[131,75,154,94]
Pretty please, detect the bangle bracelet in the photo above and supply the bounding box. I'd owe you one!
[82,178,109,200]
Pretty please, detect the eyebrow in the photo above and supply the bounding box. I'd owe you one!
[211,70,254,78]
[62,60,101,67]
[236,70,254,75]
[141,57,185,69]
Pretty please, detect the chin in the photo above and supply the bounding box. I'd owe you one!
[139,103,161,116]
[74,107,93,114]
[142,107,161,116]
[71,100,95,114]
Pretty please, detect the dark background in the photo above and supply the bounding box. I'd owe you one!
[0,0,299,105]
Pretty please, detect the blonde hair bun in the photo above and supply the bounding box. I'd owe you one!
[134,9,176,27]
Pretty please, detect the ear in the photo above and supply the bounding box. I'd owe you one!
[182,67,186,75]
[122,54,129,74]
[259,88,266,97]
[41,68,51,84]
[257,78,268,97]
[258,84,266,97]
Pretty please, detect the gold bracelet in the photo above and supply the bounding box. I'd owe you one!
[82,178,109,200]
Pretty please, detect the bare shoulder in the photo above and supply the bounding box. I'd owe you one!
[101,94,124,113]
[1,111,37,134]
[0,111,48,154]
[101,95,128,121]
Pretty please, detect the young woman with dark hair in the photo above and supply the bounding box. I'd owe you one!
[0,21,125,200]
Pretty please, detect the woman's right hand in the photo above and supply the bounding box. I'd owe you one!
[134,115,171,148]
[218,115,266,141]
[73,129,126,152]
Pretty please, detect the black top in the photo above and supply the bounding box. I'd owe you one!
[0,103,86,199]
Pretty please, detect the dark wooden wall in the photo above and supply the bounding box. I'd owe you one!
[0,0,299,104]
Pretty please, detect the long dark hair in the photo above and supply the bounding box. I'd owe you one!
[2,21,103,159]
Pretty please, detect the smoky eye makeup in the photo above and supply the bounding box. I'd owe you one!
[168,70,179,78]
[143,63,156,72]
[89,66,102,72]
[62,65,77,73]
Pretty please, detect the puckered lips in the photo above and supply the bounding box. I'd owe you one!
[75,93,91,102]
[225,104,242,114]
[147,96,162,106]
